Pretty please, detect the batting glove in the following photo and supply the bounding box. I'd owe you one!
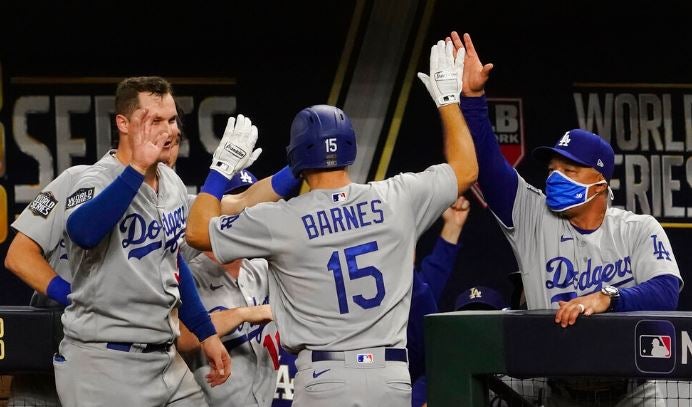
[210,114,262,179]
[417,40,464,107]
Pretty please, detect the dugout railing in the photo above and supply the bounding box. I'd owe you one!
[425,309,692,406]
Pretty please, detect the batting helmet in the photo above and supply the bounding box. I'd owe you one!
[286,105,356,177]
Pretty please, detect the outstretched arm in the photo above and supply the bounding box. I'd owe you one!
[419,196,470,302]
[177,305,273,353]
[418,39,478,195]
[220,166,300,215]
[451,31,518,226]
[187,115,261,251]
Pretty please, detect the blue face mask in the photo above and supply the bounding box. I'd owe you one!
[545,170,607,212]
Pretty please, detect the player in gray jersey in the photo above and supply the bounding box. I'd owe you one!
[5,165,89,407]
[187,39,478,407]
[451,31,681,406]
[7,165,89,307]
[56,77,232,407]
[178,171,282,407]
[182,255,279,407]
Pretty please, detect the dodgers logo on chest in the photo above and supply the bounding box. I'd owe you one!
[544,256,632,303]
[119,205,186,260]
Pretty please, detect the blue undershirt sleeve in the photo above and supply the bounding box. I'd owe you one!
[615,274,679,311]
[177,253,217,341]
[460,96,518,227]
[66,166,144,249]
[418,237,462,303]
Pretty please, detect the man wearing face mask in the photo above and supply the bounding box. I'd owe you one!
[450,30,682,325]
[449,31,682,405]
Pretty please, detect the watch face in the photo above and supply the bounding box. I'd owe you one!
[603,286,619,296]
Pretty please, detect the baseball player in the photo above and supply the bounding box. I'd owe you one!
[179,170,283,407]
[55,76,238,406]
[451,31,682,406]
[5,165,89,407]
[186,39,479,406]
[4,118,186,406]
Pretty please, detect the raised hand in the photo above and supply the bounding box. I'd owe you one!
[210,114,262,179]
[440,195,471,244]
[129,108,170,174]
[442,195,471,229]
[450,31,493,97]
[417,39,464,107]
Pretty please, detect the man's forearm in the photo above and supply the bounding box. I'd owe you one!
[221,177,279,215]
[440,104,478,195]
[5,233,59,295]
[186,193,221,251]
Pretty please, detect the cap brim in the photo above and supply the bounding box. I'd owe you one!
[532,146,592,168]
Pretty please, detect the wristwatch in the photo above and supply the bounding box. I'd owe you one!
[601,285,620,312]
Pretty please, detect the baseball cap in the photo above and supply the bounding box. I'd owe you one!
[224,169,257,195]
[532,129,615,181]
[455,286,509,311]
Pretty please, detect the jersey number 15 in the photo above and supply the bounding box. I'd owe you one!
[327,241,385,314]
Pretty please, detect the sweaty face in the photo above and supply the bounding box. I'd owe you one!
[136,92,179,164]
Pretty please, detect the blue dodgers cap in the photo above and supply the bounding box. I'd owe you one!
[532,129,615,180]
[455,286,509,311]
[224,169,257,195]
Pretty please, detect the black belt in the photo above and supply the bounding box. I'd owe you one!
[106,341,173,353]
[312,348,407,363]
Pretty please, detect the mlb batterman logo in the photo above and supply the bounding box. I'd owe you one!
[357,353,374,364]
[640,335,671,358]
[635,320,676,374]
[332,192,347,202]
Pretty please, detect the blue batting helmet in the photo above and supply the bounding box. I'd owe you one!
[286,105,356,177]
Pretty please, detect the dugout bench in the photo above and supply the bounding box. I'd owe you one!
[425,309,692,406]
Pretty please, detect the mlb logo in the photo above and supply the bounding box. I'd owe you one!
[640,335,671,358]
[635,320,676,374]
[357,353,374,364]
[332,192,347,202]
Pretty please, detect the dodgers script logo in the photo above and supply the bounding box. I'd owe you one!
[119,205,186,260]
[545,256,632,303]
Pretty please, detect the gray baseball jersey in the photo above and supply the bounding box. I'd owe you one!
[12,165,89,281]
[186,255,279,407]
[208,164,457,353]
[501,174,682,309]
[12,165,89,307]
[62,151,188,344]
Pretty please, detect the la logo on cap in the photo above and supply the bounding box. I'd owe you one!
[558,132,571,147]
[597,159,604,167]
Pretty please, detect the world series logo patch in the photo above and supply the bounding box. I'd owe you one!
[29,191,58,218]
[66,187,94,210]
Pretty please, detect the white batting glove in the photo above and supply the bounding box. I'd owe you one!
[417,40,464,107]
[210,114,262,179]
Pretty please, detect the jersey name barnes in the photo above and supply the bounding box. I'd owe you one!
[301,199,384,240]
[119,205,186,260]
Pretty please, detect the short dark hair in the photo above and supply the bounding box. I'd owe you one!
[114,76,174,117]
